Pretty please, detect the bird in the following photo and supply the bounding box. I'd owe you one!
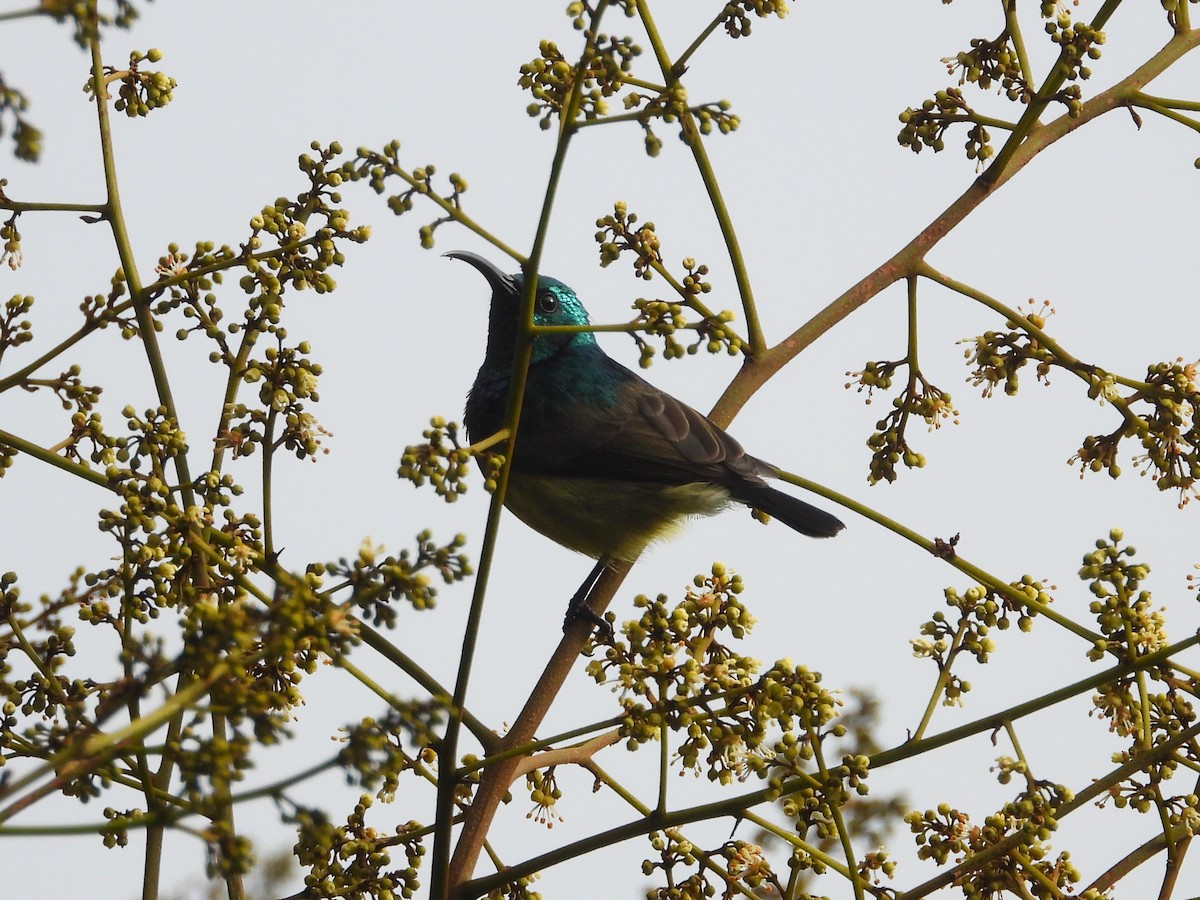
[447,251,844,620]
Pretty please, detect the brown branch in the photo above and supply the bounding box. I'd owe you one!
[448,22,1200,899]
[510,729,622,783]
[448,560,631,894]
[710,27,1200,428]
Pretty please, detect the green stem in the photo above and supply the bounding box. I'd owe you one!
[635,0,765,355]
[87,37,196,511]
[768,466,1103,643]
[121,599,165,900]
[618,74,669,93]
[433,130,577,882]
[0,200,107,214]
[1171,662,1200,682]
[437,15,613,894]
[0,7,42,22]
[261,408,278,558]
[739,809,851,879]
[810,733,864,900]
[0,304,129,393]
[874,632,1200,769]
[373,157,524,265]
[7,615,74,709]
[84,52,207,860]
[0,813,185,837]
[657,710,669,814]
[1134,91,1200,111]
[208,326,261,473]
[0,427,112,489]
[446,12,648,888]
[3,752,346,842]
[984,0,1125,183]
[1004,1,1034,90]
[208,712,246,900]
[898,720,1200,900]
[892,275,921,447]
[573,108,656,129]
[949,112,1019,131]
[585,760,652,815]
[910,621,969,742]
[673,8,727,74]
[918,262,1158,449]
[0,668,223,824]
[1131,94,1200,131]
[1003,720,1033,782]
[1010,851,1060,899]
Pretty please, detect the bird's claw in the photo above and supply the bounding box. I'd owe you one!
[563,594,614,642]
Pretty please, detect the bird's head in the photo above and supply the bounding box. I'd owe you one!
[446,251,596,367]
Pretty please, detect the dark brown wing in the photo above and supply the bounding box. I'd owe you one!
[513,357,767,487]
[508,354,845,537]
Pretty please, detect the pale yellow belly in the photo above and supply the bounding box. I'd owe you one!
[502,473,731,561]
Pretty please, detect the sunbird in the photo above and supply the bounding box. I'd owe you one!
[449,251,844,589]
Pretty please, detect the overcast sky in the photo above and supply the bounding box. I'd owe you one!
[2,2,1199,897]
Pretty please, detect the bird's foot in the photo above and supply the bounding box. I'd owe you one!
[561,558,615,640]
[563,590,614,641]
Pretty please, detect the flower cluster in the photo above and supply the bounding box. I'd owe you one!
[1,209,22,269]
[104,49,176,118]
[897,4,1105,164]
[943,35,1030,102]
[722,1,789,38]
[1072,358,1200,506]
[961,301,1057,398]
[626,261,743,366]
[338,705,444,802]
[596,201,661,279]
[222,334,330,463]
[586,564,850,810]
[912,576,1047,707]
[1043,5,1105,88]
[292,796,425,899]
[319,531,472,627]
[520,15,744,158]
[524,766,564,827]
[0,77,40,161]
[0,293,34,363]
[519,35,640,130]
[905,781,1081,899]
[339,141,467,250]
[622,90,739,156]
[398,417,477,502]
[41,0,145,47]
[642,830,783,900]
[898,87,992,161]
[848,358,958,484]
[1080,529,1165,664]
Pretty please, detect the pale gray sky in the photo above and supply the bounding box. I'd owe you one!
[2,2,1199,897]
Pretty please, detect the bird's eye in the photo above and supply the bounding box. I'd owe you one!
[536,291,559,314]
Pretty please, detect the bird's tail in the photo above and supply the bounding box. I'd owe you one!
[731,482,845,538]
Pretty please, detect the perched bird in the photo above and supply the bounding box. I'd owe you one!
[448,251,844,578]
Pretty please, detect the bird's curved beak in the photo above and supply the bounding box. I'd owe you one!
[444,251,516,296]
